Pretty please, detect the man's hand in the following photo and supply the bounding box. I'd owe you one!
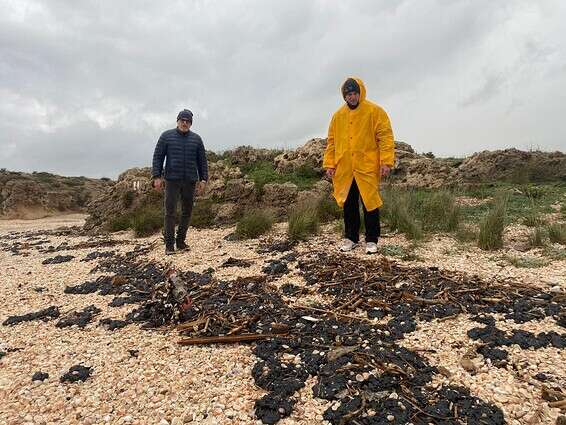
[380,165,391,177]
[325,168,336,179]
[153,177,164,191]
[196,181,207,196]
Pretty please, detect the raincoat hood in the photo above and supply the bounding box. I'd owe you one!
[342,77,367,103]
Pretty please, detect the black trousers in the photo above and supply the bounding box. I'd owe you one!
[164,179,196,247]
[344,179,380,243]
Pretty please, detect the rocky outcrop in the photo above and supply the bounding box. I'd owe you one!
[270,140,566,188]
[83,168,153,231]
[221,146,281,167]
[391,157,460,188]
[0,170,111,219]
[80,139,565,233]
[394,141,421,161]
[274,138,326,173]
[296,180,333,205]
[262,182,299,210]
[457,149,566,183]
[83,164,258,232]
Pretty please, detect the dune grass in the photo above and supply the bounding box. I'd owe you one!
[547,223,566,245]
[235,209,274,239]
[288,202,320,241]
[478,194,507,250]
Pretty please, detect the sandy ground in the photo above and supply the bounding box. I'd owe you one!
[0,215,564,425]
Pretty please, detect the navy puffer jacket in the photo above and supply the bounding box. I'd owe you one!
[152,128,208,181]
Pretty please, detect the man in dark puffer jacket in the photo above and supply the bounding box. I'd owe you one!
[152,109,208,255]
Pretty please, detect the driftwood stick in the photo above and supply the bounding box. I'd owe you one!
[227,314,260,335]
[178,332,285,346]
[549,399,566,409]
[295,305,373,323]
[336,294,362,311]
[481,297,504,303]
[321,274,364,287]
[402,293,443,305]
[176,317,207,331]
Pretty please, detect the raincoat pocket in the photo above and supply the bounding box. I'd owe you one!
[354,150,378,174]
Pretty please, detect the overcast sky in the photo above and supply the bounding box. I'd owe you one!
[1,0,565,178]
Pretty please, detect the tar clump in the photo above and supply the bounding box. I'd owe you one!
[3,306,60,326]
[42,255,74,264]
[32,371,49,381]
[56,305,101,328]
[60,365,92,383]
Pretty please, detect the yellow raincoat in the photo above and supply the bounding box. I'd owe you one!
[323,78,395,211]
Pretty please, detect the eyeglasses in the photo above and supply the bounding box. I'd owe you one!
[179,119,191,124]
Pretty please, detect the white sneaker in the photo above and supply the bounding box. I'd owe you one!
[339,239,358,252]
[365,242,378,254]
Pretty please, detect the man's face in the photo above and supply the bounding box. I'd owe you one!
[177,119,192,132]
[345,91,360,107]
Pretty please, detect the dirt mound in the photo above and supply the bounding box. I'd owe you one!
[457,148,566,183]
[0,170,111,219]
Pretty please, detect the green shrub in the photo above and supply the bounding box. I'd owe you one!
[288,202,320,241]
[521,184,545,200]
[107,190,163,235]
[463,184,495,199]
[131,206,162,237]
[379,244,406,257]
[316,196,342,222]
[75,190,90,208]
[108,214,132,232]
[528,227,545,248]
[478,195,507,250]
[235,209,273,239]
[421,191,460,232]
[509,166,531,185]
[522,212,546,227]
[65,177,85,187]
[190,199,215,228]
[294,164,320,179]
[506,255,548,268]
[382,190,422,240]
[547,223,566,245]
[455,224,478,243]
[122,190,136,208]
[334,219,345,235]
[243,161,320,197]
[292,165,321,189]
[32,172,55,184]
[246,161,280,196]
[542,246,566,260]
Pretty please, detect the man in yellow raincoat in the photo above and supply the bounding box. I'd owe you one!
[323,77,395,254]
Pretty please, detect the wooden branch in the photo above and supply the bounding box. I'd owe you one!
[294,305,373,323]
[402,292,443,305]
[549,399,566,409]
[177,332,285,346]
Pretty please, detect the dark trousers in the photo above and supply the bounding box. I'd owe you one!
[344,179,380,243]
[164,179,196,247]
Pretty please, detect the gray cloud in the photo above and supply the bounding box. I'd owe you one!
[1,0,565,178]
